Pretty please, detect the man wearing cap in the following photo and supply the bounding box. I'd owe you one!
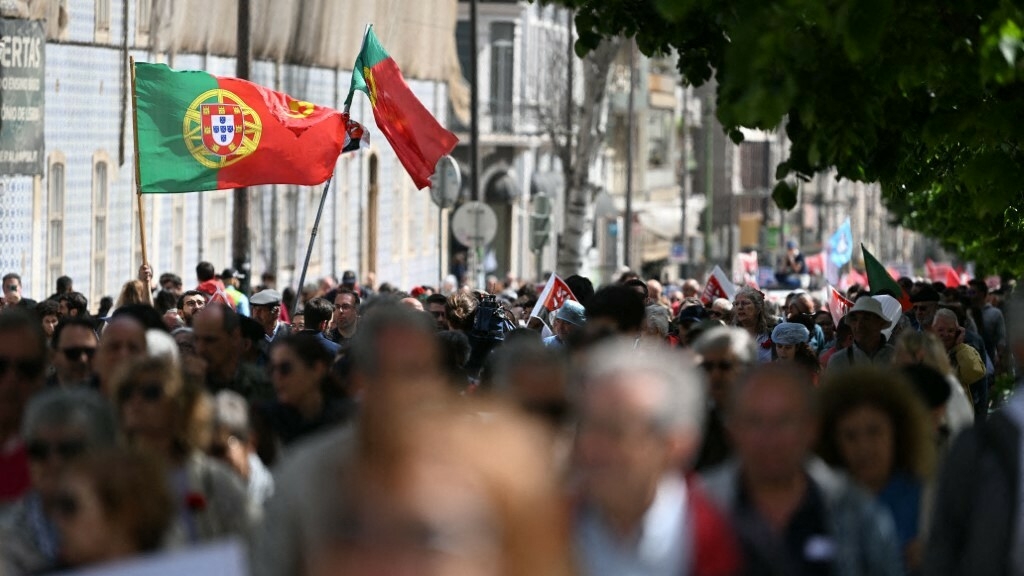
[221,269,251,317]
[341,270,371,299]
[827,297,896,371]
[250,289,291,351]
[543,301,585,348]
[911,285,941,330]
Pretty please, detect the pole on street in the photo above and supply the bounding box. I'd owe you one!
[470,0,483,288]
[233,0,252,293]
[623,40,635,271]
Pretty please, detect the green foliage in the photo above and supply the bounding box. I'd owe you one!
[552,0,1024,274]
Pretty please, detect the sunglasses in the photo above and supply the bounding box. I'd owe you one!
[26,439,86,461]
[269,361,294,377]
[117,383,164,404]
[700,360,736,372]
[0,356,45,380]
[60,347,96,362]
[6,284,18,292]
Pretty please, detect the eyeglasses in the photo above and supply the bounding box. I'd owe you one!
[117,382,164,404]
[6,284,18,292]
[708,310,725,318]
[335,304,356,312]
[269,361,294,377]
[60,347,96,362]
[26,439,86,461]
[0,356,45,380]
[701,360,736,372]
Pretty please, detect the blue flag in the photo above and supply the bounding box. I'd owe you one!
[829,218,853,267]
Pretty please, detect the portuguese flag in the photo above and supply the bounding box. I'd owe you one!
[862,244,911,311]
[345,26,458,189]
[133,62,362,193]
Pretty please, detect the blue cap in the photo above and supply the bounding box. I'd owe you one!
[771,322,810,345]
[555,301,586,327]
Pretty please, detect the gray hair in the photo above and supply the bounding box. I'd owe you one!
[711,298,733,312]
[932,308,959,327]
[692,326,758,366]
[644,305,671,338]
[213,390,251,441]
[21,387,117,447]
[577,337,706,436]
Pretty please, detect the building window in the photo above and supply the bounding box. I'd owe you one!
[209,196,228,267]
[136,0,152,42]
[490,22,515,132]
[647,109,672,169]
[739,141,771,191]
[95,0,110,42]
[47,157,66,289]
[92,157,109,304]
[456,21,472,81]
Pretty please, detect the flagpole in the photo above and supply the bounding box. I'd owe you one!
[292,175,334,319]
[128,55,149,266]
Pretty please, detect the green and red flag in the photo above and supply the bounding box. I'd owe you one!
[133,62,367,193]
[345,25,458,189]
[861,244,911,311]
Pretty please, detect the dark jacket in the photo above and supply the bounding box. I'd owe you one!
[924,408,1019,576]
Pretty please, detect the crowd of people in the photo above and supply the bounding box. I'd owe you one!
[0,262,1019,576]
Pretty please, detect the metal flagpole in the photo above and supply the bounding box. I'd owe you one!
[292,176,334,319]
[128,55,149,266]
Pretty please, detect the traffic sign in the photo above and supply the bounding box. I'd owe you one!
[429,155,461,209]
[451,201,498,247]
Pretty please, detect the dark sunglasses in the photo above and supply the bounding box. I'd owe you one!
[53,492,80,518]
[0,356,45,380]
[26,439,86,461]
[701,360,736,372]
[269,361,294,377]
[60,347,96,362]
[117,383,164,404]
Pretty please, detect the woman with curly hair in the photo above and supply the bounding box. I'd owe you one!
[818,366,937,572]
[732,287,776,363]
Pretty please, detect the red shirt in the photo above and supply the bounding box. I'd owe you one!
[0,438,31,503]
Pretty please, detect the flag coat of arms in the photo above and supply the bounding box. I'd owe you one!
[345,25,458,189]
[701,265,737,305]
[133,62,365,193]
[530,274,577,327]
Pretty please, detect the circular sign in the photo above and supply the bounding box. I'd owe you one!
[429,155,461,209]
[183,89,262,169]
[451,201,498,247]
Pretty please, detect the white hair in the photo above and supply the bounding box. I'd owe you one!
[577,337,706,436]
[932,308,959,327]
[146,328,181,367]
[692,326,758,365]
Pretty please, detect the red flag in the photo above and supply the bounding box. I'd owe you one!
[827,285,853,328]
[529,274,577,327]
[804,251,827,276]
[925,259,937,281]
[945,268,960,288]
[701,265,737,305]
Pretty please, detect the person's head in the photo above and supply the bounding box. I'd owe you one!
[692,326,757,407]
[564,275,595,307]
[192,304,242,378]
[425,293,449,331]
[21,388,116,502]
[35,300,61,339]
[250,289,283,333]
[968,279,988,306]
[787,292,815,317]
[55,448,173,566]
[209,390,252,478]
[911,286,941,327]
[646,279,663,303]
[708,298,734,324]
[55,275,73,295]
[844,297,891,345]
[553,300,586,341]
[270,334,334,413]
[623,278,649,302]
[349,301,445,415]
[51,318,100,386]
[574,339,705,522]
[814,310,835,342]
[481,334,570,429]
[584,285,646,335]
[930,308,962,351]
[3,272,24,305]
[727,364,817,486]
[310,403,574,576]
[58,292,89,319]
[195,261,216,283]
[113,356,197,458]
[817,367,935,492]
[331,288,362,336]
[159,273,183,294]
[436,330,472,391]
[176,290,207,326]
[893,330,953,376]
[444,291,477,333]
[399,296,424,311]
[681,279,701,298]
[771,322,810,361]
[0,310,49,439]
[93,316,148,397]
[641,304,670,341]
[302,297,333,332]
[114,280,149,309]
[732,287,769,334]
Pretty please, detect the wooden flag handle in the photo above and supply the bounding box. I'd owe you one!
[129,55,148,266]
